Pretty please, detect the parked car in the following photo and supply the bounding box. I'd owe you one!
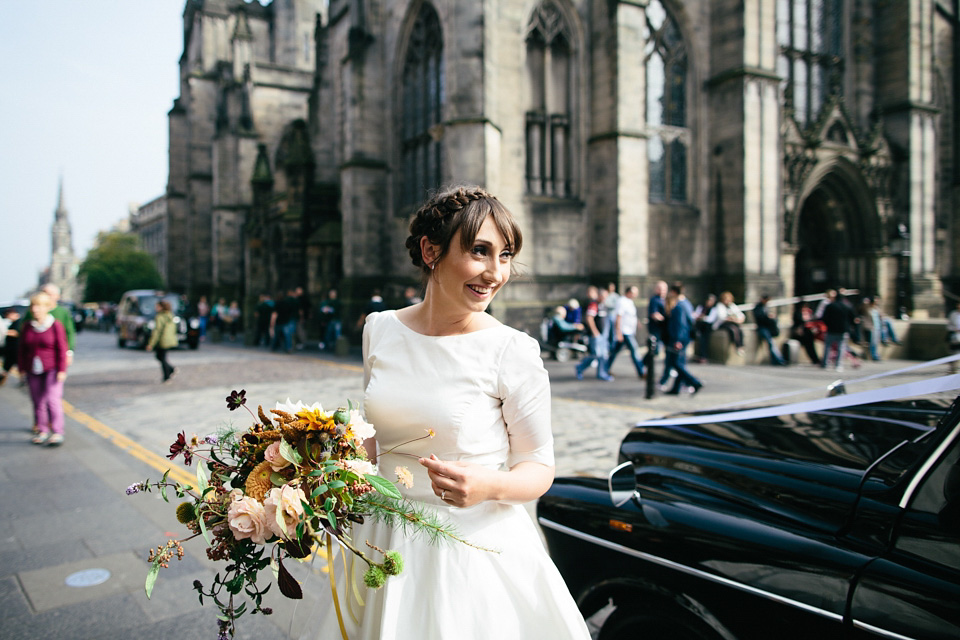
[116,290,200,350]
[537,391,960,640]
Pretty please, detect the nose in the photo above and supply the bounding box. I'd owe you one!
[483,257,505,284]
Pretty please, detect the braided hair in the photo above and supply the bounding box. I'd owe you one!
[405,186,523,277]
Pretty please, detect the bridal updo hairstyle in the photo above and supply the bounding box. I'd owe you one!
[405,186,523,279]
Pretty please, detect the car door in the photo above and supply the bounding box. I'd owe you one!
[848,425,960,639]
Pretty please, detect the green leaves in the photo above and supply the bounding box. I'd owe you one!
[145,562,161,599]
[365,474,403,499]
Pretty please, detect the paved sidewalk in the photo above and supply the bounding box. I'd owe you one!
[1,332,953,640]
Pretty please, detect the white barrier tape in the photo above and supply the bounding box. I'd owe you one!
[708,353,960,411]
[636,373,960,428]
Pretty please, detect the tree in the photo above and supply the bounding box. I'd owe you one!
[78,232,164,302]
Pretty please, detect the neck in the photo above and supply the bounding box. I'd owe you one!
[409,293,484,336]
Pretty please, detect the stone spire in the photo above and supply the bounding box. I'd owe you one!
[49,176,78,301]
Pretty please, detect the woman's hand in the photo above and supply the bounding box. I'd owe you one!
[56,371,66,382]
[420,455,554,507]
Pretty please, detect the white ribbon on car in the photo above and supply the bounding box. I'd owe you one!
[635,371,960,428]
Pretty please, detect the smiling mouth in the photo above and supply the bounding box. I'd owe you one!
[467,285,494,296]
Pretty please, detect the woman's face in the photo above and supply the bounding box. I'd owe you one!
[431,215,513,315]
[30,295,51,320]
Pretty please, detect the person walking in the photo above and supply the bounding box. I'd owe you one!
[146,299,179,383]
[606,285,646,378]
[317,288,342,351]
[663,283,703,395]
[646,280,668,355]
[754,294,787,365]
[947,300,960,373]
[19,291,68,446]
[253,293,274,347]
[575,286,614,381]
[223,300,242,341]
[820,289,854,371]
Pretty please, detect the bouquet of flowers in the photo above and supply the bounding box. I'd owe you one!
[129,389,473,639]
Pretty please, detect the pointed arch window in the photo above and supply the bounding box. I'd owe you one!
[777,0,844,127]
[645,0,688,204]
[400,4,444,210]
[525,1,574,197]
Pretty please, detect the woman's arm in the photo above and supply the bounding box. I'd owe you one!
[420,455,554,507]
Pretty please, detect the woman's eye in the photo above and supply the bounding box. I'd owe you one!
[500,250,514,260]
[471,246,488,256]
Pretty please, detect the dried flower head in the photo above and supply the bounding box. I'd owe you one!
[245,460,274,502]
[395,466,414,489]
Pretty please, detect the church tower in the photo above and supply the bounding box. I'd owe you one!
[49,178,79,302]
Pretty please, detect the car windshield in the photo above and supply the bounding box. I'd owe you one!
[136,294,183,318]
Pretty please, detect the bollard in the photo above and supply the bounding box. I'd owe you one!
[644,336,657,399]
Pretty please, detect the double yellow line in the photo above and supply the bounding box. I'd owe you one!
[62,399,195,487]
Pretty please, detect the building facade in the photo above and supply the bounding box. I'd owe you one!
[131,195,170,284]
[167,0,959,333]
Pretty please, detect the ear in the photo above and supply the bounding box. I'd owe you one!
[420,236,440,268]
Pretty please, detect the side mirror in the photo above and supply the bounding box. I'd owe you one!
[608,461,638,507]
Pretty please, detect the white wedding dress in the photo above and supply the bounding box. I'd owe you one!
[303,310,591,640]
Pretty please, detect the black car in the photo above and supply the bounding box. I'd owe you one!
[538,387,960,640]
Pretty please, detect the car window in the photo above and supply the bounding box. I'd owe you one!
[895,437,960,571]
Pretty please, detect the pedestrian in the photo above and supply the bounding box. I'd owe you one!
[355,288,386,331]
[753,294,787,365]
[606,285,646,378]
[402,285,423,307]
[603,283,620,352]
[820,289,858,371]
[859,297,882,361]
[947,300,960,373]
[693,293,716,362]
[253,293,274,347]
[18,291,68,446]
[146,299,178,383]
[197,296,210,341]
[657,286,678,389]
[790,303,821,365]
[212,298,228,335]
[305,185,591,639]
[707,291,746,356]
[663,282,702,395]
[224,300,242,341]
[872,294,901,345]
[25,284,77,365]
[0,308,20,386]
[317,288,342,351]
[549,305,583,343]
[575,286,613,381]
[646,280,668,355]
[270,289,298,353]
[294,287,311,349]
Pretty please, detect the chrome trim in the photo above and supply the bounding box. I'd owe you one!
[538,517,844,623]
[851,619,917,640]
[899,426,960,509]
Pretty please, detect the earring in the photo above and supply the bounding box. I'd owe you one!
[430,262,436,270]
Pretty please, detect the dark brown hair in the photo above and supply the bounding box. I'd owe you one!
[405,186,523,278]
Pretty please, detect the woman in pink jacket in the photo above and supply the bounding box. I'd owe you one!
[19,291,68,446]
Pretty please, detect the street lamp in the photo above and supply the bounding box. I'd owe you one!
[891,223,912,320]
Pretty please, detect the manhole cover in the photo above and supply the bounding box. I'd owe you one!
[65,568,111,587]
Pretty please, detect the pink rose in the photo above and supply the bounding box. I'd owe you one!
[264,441,291,471]
[264,485,307,539]
[338,458,376,477]
[227,494,270,545]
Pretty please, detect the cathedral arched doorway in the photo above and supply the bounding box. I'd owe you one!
[793,169,879,297]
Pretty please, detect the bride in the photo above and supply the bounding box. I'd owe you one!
[304,186,590,639]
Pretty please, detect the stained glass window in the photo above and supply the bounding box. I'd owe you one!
[777,0,843,126]
[645,0,688,204]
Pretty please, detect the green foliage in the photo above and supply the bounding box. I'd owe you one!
[78,232,163,302]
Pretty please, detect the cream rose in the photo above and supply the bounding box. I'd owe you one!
[264,441,291,471]
[227,494,270,545]
[338,458,376,477]
[264,485,307,539]
[347,410,376,442]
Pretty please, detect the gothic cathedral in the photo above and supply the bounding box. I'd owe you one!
[47,178,80,303]
[165,0,958,331]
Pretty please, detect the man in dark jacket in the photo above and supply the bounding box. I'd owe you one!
[820,289,853,370]
[754,295,787,366]
[664,283,703,395]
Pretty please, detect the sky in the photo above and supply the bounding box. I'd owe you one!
[0,1,185,302]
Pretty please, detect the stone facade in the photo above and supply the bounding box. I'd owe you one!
[167,0,959,336]
[130,195,169,284]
